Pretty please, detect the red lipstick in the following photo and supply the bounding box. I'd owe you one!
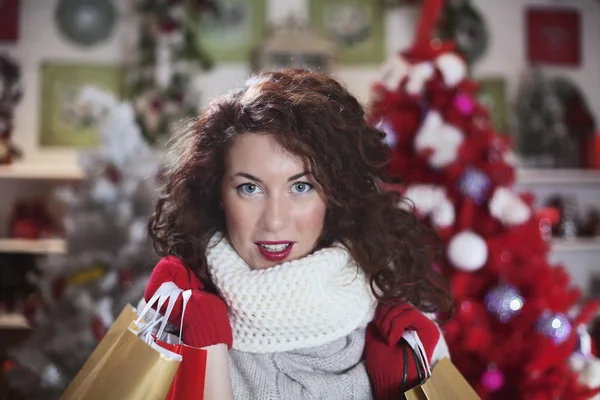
[255,241,294,262]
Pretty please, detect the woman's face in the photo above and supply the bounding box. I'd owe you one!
[221,133,327,270]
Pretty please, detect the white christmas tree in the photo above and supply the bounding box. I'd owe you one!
[6,87,162,399]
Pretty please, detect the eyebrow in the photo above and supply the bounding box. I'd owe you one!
[233,171,311,184]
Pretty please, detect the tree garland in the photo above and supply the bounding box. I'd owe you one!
[0,53,23,164]
[128,0,215,145]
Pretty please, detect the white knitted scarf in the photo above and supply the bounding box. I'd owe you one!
[206,235,377,353]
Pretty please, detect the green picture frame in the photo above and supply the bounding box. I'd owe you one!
[309,0,384,64]
[197,0,267,62]
[477,78,508,134]
[39,62,125,148]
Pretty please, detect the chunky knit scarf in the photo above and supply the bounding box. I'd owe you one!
[206,235,377,353]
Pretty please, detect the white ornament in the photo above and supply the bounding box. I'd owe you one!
[380,55,411,91]
[156,35,173,88]
[570,354,600,395]
[129,218,148,244]
[414,111,464,168]
[433,198,455,228]
[41,364,62,388]
[377,119,398,148]
[447,231,488,271]
[435,53,467,87]
[402,184,455,228]
[406,62,435,95]
[489,187,531,226]
[90,177,119,204]
[503,150,518,166]
[77,86,154,170]
[95,297,115,328]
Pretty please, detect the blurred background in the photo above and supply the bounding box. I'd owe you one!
[0,0,599,399]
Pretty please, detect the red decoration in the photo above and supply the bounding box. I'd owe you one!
[369,0,599,397]
[8,199,61,239]
[0,0,20,42]
[526,8,581,66]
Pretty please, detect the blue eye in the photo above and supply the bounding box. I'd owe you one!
[237,183,262,196]
[292,182,313,194]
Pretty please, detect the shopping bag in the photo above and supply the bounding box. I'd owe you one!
[156,341,207,399]
[60,304,138,399]
[403,330,480,400]
[404,358,480,399]
[140,288,232,400]
[61,282,187,400]
[153,289,208,400]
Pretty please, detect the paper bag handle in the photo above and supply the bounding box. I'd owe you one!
[402,330,431,378]
[155,287,186,341]
[178,290,192,344]
[136,281,182,323]
[141,292,172,343]
[400,338,425,398]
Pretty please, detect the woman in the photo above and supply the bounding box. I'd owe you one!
[144,69,453,399]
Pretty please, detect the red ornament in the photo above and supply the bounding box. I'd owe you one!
[481,366,505,392]
[91,316,107,342]
[51,276,67,301]
[119,268,134,290]
[105,164,122,183]
[160,17,180,34]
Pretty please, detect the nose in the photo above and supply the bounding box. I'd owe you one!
[260,193,290,233]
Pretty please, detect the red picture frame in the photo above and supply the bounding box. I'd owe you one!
[0,0,20,42]
[526,8,581,66]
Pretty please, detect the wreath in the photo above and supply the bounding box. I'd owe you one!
[128,0,216,145]
[0,53,23,164]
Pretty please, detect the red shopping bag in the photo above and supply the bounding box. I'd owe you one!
[155,340,208,400]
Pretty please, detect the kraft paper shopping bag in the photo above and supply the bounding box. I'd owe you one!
[405,358,481,400]
[61,282,186,400]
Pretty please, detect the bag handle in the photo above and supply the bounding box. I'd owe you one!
[399,337,426,398]
[155,287,186,341]
[178,290,192,344]
[403,330,431,378]
[141,292,171,343]
[401,339,409,397]
[136,281,182,323]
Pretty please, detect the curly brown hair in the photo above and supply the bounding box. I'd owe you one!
[149,68,452,314]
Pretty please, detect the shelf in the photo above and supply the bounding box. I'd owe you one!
[517,168,600,185]
[0,313,30,329]
[0,238,67,254]
[551,237,600,252]
[0,162,84,181]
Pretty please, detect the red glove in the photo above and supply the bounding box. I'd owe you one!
[144,256,233,349]
[364,303,441,400]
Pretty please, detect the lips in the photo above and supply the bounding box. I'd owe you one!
[255,241,294,262]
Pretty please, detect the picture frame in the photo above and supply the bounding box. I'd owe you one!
[526,8,581,66]
[196,0,267,62]
[309,0,384,64]
[39,62,125,148]
[254,16,337,74]
[476,78,508,135]
[0,0,20,42]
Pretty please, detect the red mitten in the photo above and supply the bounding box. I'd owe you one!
[144,256,233,349]
[372,303,440,351]
[364,303,441,400]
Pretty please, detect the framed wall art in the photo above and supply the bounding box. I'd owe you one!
[39,62,124,148]
[476,78,508,135]
[309,0,384,64]
[196,0,267,62]
[526,8,581,66]
[254,16,336,73]
[0,0,20,42]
